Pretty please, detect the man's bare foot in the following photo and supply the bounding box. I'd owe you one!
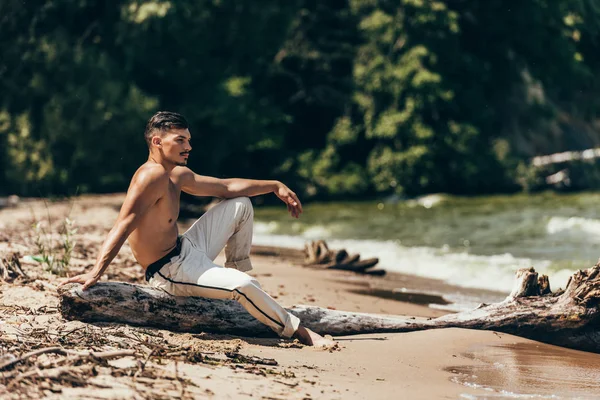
[293,326,337,348]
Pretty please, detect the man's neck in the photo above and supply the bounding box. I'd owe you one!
[148,154,177,172]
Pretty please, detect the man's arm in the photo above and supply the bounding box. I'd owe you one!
[59,168,168,289]
[175,167,303,218]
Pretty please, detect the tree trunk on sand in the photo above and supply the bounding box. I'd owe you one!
[58,264,600,353]
[58,282,419,337]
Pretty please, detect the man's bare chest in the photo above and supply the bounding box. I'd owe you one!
[153,180,180,224]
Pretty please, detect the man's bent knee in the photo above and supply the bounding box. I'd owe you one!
[228,196,253,220]
[235,196,252,210]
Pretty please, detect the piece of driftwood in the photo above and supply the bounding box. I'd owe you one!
[304,240,385,276]
[0,252,28,282]
[58,282,413,337]
[252,241,385,275]
[0,195,19,209]
[59,263,600,353]
[0,347,136,372]
[532,148,600,167]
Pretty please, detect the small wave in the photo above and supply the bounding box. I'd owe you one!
[302,225,333,239]
[252,231,574,296]
[254,221,280,234]
[254,221,333,239]
[546,216,600,236]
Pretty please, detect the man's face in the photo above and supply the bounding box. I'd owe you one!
[154,128,192,166]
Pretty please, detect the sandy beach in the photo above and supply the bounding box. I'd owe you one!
[2,195,600,399]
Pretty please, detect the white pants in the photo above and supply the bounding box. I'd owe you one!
[148,197,300,338]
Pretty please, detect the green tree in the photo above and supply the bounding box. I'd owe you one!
[301,0,600,197]
[2,0,600,198]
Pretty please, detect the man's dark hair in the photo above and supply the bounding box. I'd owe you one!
[144,111,189,147]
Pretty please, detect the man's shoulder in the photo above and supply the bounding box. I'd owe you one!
[132,163,170,188]
[171,166,195,182]
[171,166,192,177]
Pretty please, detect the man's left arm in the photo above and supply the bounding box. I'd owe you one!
[175,167,303,218]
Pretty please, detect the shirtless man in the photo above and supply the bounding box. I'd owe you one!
[59,111,333,346]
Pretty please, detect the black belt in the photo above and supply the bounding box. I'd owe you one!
[145,237,182,281]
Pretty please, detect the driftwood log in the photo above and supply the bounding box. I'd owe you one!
[59,263,600,353]
[0,252,28,282]
[532,148,600,167]
[251,240,385,276]
[0,195,19,209]
[58,282,411,337]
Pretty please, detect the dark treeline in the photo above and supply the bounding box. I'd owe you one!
[2,0,600,199]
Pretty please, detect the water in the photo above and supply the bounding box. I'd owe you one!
[253,192,600,298]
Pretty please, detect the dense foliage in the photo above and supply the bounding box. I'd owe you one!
[2,0,600,198]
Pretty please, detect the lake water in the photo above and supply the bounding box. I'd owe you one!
[253,192,600,309]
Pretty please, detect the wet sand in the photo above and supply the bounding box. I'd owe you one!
[448,342,600,398]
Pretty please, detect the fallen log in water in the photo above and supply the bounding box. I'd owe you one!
[251,240,385,276]
[303,240,385,276]
[58,263,600,353]
[532,148,600,167]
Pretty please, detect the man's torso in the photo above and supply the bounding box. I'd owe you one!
[127,164,183,268]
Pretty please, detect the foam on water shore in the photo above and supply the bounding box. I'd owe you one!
[254,222,576,296]
[546,216,600,237]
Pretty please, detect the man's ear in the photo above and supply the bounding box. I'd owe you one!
[151,136,162,147]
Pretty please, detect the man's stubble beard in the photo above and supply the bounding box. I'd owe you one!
[167,153,188,167]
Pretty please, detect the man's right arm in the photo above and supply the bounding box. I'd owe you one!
[59,167,168,290]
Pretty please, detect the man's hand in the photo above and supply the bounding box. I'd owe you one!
[58,272,101,291]
[275,182,303,218]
